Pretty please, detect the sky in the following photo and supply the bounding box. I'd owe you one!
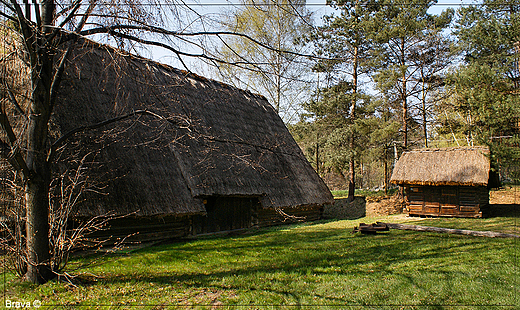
[88,0,482,123]
[140,0,480,70]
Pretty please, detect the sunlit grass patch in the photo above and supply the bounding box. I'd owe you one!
[3,214,519,308]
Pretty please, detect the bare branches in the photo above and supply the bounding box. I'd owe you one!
[48,109,189,161]
[0,10,16,22]
[0,0,15,12]
[2,80,26,116]
[32,0,42,27]
[22,0,31,22]
[8,0,35,55]
[74,0,98,33]
[49,44,72,109]
[56,0,83,31]
[0,109,29,179]
[80,24,328,61]
[47,151,116,273]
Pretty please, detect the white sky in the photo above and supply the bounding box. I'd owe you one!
[141,0,480,70]
[111,0,482,123]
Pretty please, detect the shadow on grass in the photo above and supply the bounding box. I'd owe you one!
[66,222,518,306]
[486,204,520,218]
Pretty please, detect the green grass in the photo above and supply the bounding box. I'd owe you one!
[333,188,398,198]
[3,214,519,309]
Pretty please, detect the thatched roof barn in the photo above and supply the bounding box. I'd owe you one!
[2,38,333,239]
[390,147,497,218]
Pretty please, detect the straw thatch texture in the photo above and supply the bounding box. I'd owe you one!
[49,38,332,217]
[390,147,491,187]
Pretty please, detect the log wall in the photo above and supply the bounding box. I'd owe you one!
[407,185,487,218]
[75,215,192,244]
[256,205,323,228]
[81,199,324,244]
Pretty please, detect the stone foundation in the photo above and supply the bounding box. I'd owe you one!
[323,197,366,220]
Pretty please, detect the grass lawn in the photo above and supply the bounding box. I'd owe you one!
[2,214,519,309]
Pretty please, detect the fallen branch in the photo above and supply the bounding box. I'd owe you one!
[378,222,520,239]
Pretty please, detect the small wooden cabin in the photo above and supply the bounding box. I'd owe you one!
[390,147,498,218]
[1,38,333,242]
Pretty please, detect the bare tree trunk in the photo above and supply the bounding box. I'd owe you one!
[25,173,53,283]
[384,148,388,195]
[421,75,428,148]
[422,99,428,148]
[25,105,53,282]
[401,79,408,149]
[25,31,55,283]
[348,160,355,200]
[315,132,320,175]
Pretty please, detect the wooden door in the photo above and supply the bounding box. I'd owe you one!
[440,186,459,215]
[423,187,441,215]
[192,197,258,234]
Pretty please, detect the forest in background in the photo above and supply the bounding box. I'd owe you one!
[200,1,519,194]
[278,0,520,192]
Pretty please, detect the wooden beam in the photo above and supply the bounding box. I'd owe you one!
[378,222,520,238]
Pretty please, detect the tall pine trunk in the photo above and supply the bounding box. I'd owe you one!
[398,39,407,199]
[400,39,408,150]
[347,46,358,201]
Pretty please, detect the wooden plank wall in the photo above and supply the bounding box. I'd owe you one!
[192,197,259,235]
[257,205,323,228]
[407,186,487,218]
[75,215,192,244]
[80,201,323,244]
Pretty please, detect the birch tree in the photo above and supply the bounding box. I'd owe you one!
[213,0,314,122]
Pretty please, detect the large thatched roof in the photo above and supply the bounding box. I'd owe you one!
[47,38,332,217]
[390,147,492,187]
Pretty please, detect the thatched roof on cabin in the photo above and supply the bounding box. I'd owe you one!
[390,147,492,187]
[46,38,332,217]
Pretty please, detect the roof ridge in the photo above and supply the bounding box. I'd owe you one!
[406,146,488,153]
[73,35,269,102]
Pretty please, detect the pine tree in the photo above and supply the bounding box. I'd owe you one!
[309,0,381,200]
[370,0,453,150]
[442,0,520,181]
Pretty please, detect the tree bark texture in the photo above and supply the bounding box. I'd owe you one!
[25,174,53,283]
[24,41,55,283]
[347,46,358,201]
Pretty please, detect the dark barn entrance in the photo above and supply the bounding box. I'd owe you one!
[192,196,260,234]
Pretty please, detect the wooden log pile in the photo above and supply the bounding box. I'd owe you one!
[352,223,390,234]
